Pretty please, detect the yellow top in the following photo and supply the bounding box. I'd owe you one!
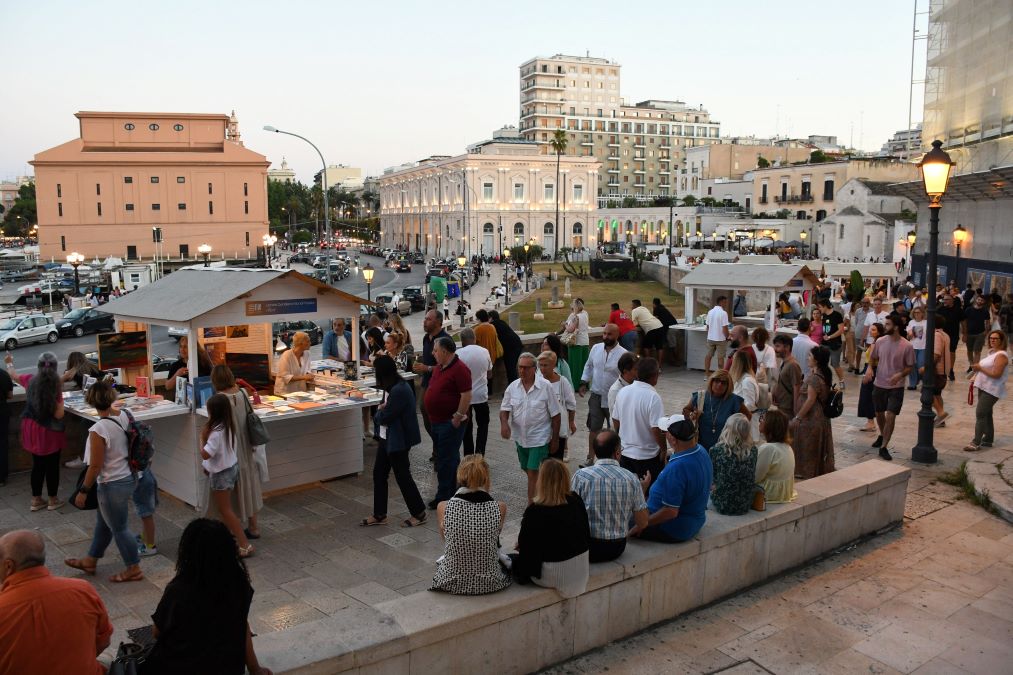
[755,442,797,503]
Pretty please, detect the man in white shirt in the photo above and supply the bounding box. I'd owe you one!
[612,358,666,482]
[630,299,666,364]
[791,318,819,377]
[456,328,493,457]
[704,296,731,377]
[607,352,639,412]
[501,352,561,503]
[537,351,577,461]
[577,324,627,467]
[863,297,889,347]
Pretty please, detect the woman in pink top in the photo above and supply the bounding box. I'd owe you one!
[4,351,66,511]
[809,306,824,344]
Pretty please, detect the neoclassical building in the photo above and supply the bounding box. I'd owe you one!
[378,136,599,257]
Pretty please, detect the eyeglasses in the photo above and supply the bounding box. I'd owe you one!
[988,336,1002,341]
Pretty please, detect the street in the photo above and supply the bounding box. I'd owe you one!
[5,324,178,378]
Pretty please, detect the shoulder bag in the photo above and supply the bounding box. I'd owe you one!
[241,389,271,446]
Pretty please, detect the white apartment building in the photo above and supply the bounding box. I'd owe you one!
[517,54,720,202]
[314,164,364,191]
[267,157,296,183]
[877,126,923,160]
[378,135,599,257]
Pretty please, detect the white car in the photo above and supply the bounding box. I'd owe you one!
[374,293,412,315]
[168,326,188,340]
[0,313,59,350]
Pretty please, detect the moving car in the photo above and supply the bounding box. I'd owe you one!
[402,285,426,311]
[288,253,312,265]
[56,308,115,337]
[0,314,59,350]
[374,293,412,315]
[395,259,412,273]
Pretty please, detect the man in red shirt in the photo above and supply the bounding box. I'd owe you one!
[0,530,112,674]
[424,336,473,508]
[609,302,638,351]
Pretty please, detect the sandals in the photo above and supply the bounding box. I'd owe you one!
[64,558,97,576]
[239,545,255,559]
[109,568,145,583]
[244,528,261,540]
[963,443,981,452]
[359,516,387,527]
[401,514,427,528]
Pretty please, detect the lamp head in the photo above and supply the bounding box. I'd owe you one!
[263,125,277,132]
[800,231,807,240]
[503,248,511,258]
[907,230,917,246]
[918,140,954,202]
[198,243,212,255]
[362,263,375,283]
[953,224,968,245]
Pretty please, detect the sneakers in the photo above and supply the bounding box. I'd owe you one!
[878,447,893,461]
[872,435,884,448]
[64,457,86,470]
[934,412,949,427]
[30,498,46,512]
[47,499,65,511]
[136,535,158,557]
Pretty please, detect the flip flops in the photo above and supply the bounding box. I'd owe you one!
[359,516,386,527]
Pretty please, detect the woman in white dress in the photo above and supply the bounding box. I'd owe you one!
[274,331,314,395]
[729,349,760,439]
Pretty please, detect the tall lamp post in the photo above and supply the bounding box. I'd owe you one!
[523,241,531,292]
[262,234,277,268]
[800,230,808,257]
[502,248,511,305]
[912,139,954,465]
[952,223,968,286]
[67,252,84,296]
[264,125,332,285]
[362,263,375,303]
[198,243,212,267]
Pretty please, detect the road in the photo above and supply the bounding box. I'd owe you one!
[6,324,177,378]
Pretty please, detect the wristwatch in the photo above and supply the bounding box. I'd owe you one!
[453,412,468,421]
[79,484,93,494]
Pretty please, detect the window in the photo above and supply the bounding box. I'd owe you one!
[57,183,62,198]
[243,182,248,196]
[124,123,135,131]
[173,124,184,131]
[61,236,66,251]
[179,244,189,258]
[208,183,213,194]
[148,123,159,131]
[97,203,102,217]
[544,184,554,201]
[208,201,214,215]
[482,182,493,200]
[127,245,137,260]
[573,184,583,201]
[780,182,788,200]
[839,224,845,239]
[245,232,250,246]
[761,183,768,203]
[513,223,524,237]
[823,178,835,200]
[544,222,554,234]
[151,176,159,184]
[177,176,185,184]
[58,203,63,217]
[96,183,101,196]
[866,234,871,247]
[178,203,186,210]
[125,203,134,211]
[513,183,524,200]
[152,204,160,211]
[124,176,133,184]
[244,200,249,214]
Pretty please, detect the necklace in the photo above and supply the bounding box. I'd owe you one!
[705,394,720,435]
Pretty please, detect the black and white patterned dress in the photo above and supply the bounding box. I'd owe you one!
[430,488,511,595]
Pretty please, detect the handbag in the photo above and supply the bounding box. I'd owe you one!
[756,383,771,410]
[559,330,575,346]
[752,486,766,512]
[73,467,99,510]
[968,381,976,406]
[241,390,271,446]
[107,641,153,675]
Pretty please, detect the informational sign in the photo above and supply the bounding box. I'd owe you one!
[245,298,317,317]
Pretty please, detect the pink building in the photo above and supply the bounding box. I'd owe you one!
[31,111,269,262]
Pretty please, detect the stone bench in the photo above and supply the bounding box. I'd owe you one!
[255,460,909,674]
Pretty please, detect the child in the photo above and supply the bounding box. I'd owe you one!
[201,393,253,558]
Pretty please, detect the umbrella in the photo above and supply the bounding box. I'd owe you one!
[787,240,804,247]
[771,240,788,249]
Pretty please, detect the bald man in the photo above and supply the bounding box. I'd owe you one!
[0,530,112,674]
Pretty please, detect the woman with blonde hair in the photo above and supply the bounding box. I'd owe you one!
[561,298,590,386]
[431,455,511,595]
[386,312,412,349]
[513,459,590,598]
[707,413,758,515]
[682,370,750,451]
[382,331,412,373]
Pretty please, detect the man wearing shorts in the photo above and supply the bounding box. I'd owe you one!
[864,314,914,461]
[704,296,731,377]
[819,298,847,383]
[631,299,666,364]
[578,323,627,467]
[501,352,561,503]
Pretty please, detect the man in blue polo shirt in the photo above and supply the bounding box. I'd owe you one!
[633,418,712,543]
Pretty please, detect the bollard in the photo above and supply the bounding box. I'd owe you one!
[563,277,572,299]
[534,297,545,320]
[548,284,564,309]
[508,311,521,331]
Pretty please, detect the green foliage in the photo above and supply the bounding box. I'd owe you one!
[560,247,587,279]
[621,196,638,208]
[2,182,36,235]
[899,209,916,222]
[550,129,568,156]
[509,243,543,264]
[603,268,628,280]
[700,197,718,207]
[291,230,314,244]
[846,270,865,303]
[652,196,674,207]
[809,149,830,164]
[757,156,770,169]
[681,195,697,206]
[605,200,619,208]
[775,209,791,219]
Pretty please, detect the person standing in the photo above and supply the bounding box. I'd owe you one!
[771,335,802,416]
[412,310,450,462]
[322,318,353,361]
[864,314,915,460]
[682,370,749,451]
[732,290,749,318]
[211,365,263,542]
[577,323,627,467]
[789,346,836,477]
[819,298,847,383]
[928,317,953,426]
[537,351,577,461]
[569,430,648,562]
[723,325,757,373]
[612,358,666,482]
[609,302,639,352]
[501,353,561,503]
[863,297,890,357]
[490,310,523,384]
[750,327,776,384]
[962,294,992,372]
[851,297,871,373]
[562,299,591,383]
[631,299,666,364]
[425,337,473,508]
[704,296,731,377]
[653,297,679,362]
[473,309,503,383]
[791,318,819,377]
[936,293,964,381]
[966,330,1009,452]
[607,352,638,413]
[457,328,493,457]
[907,306,927,390]
[274,332,314,395]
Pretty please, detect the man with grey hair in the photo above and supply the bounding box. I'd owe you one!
[457,327,493,456]
[425,335,473,507]
[0,530,113,673]
[501,352,561,503]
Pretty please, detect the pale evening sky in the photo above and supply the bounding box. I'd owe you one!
[2,0,926,185]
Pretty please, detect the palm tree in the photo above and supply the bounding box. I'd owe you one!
[550,129,568,258]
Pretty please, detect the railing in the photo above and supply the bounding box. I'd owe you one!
[774,195,814,204]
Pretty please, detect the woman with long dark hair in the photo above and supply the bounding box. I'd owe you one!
[5,351,65,511]
[201,393,253,557]
[211,365,263,541]
[789,345,836,478]
[140,518,272,675]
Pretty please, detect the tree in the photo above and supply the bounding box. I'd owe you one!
[621,196,638,208]
[757,156,770,169]
[846,271,865,303]
[652,196,674,207]
[550,129,568,259]
[775,208,791,219]
[681,195,697,207]
[700,197,718,207]
[810,149,829,164]
[2,182,36,235]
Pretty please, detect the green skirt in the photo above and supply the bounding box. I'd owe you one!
[566,344,589,388]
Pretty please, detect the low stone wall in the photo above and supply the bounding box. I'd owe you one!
[256,460,909,674]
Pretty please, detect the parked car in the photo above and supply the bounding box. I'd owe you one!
[0,314,59,350]
[374,293,412,316]
[412,253,425,264]
[402,285,426,311]
[273,320,323,347]
[288,253,312,265]
[56,308,115,338]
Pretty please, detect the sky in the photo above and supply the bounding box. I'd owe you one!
[2,0,927,185]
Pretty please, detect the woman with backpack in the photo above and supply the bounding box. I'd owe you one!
[64,379,143,582]
[788,345,836,478]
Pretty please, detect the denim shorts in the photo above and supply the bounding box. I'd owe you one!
[131,470,159,518]
[210,463,239,491]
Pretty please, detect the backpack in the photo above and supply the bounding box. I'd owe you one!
[105,409,155,474]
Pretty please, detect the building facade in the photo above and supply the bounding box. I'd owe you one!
[517,54,720,202]
[267,157,296,183]
[31,111,269,261]
[877,126,923,160]
[378,137,599,257]
[816,178,916,261]
[683,140,812,198]
[314,164,364,192]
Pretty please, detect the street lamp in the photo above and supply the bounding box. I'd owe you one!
[67,252,84,296]
[523,241,531,292]
[800,230,808,257]
[362,262,375,303]
[502,247,511,305]
[264,125,333,285]
[198,243,212,267]
[262,234,277,268]
[952,223,968,285]
[912,139,955,465]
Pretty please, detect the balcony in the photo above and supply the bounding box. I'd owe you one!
[659,170,670,175]
[580,140,593,146]
[607,168,620,173]
[634,142,646,149]
[633,182,646,188]
[758,198,768,205]
[607,180,620,187]
[521,80,564,93]
[607,140,619,147]
[633,169,645,174]
[607,153,619,160]
[774,195,814,204]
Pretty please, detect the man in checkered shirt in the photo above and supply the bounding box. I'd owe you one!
[570,430,649,563]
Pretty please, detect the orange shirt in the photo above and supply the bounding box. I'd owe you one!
[0,566,112,674]
[474,322,502,364]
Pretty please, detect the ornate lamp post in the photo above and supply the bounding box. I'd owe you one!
[198,243,212,267]
[800,230,808,257]
[912,139,955,465]
[67,252,85,296]
[502,248,511,305]
[262,234,277,268]
[362,263,375,303]
[523,241,531,292]
[952,223,968,286]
